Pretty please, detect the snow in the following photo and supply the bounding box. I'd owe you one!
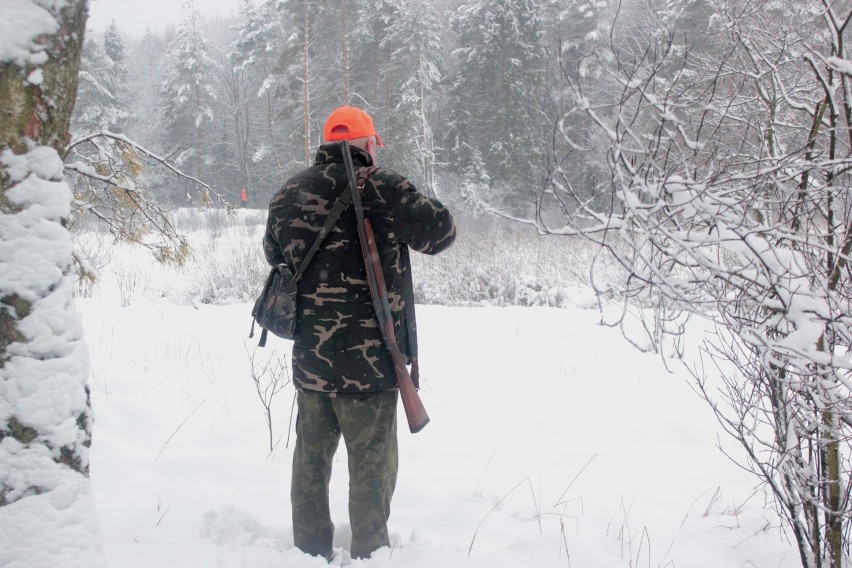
[0,144,104,566]
[0,476,102,568]
[1,148,72,300]
[26,68,44,85]
[826,56,852,76]
[0,0,58,66]
[66,224,801,567]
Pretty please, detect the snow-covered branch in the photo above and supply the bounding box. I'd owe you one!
[549,3,852,566]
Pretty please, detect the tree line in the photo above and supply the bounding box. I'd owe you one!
[70,0,711,217]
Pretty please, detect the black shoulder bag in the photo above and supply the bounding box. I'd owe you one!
[250,188,352,347]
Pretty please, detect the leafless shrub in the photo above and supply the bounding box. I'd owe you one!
[550,3,852,567]
[246,346,290,454]
[115,264,149,307]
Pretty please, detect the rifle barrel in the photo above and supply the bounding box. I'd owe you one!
[341,141,430,433]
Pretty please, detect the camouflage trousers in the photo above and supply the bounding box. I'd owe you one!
[291,388,399,560]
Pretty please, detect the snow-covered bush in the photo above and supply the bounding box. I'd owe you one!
[173,208,268,305]
[191,236,268,305]
[72,207,613,309]
[411,213,605,308]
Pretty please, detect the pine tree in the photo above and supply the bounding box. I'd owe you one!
[449,0,553,214]
[126,28,168,148]
[71,28,130,135]
[541,0,611,211]
[274,0,343,163]
[159,0,221,190]
[547,0,609,85]
[200,15,258,204]
[348,0,394,124]
[379,0,444,197]
[103,19,126,67]
[230,0,302,188]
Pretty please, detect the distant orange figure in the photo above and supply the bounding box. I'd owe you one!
[240,187,248,208]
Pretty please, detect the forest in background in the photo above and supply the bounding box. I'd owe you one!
[68,0,712,217]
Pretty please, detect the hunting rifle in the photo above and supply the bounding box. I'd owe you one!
[341,140,430,433]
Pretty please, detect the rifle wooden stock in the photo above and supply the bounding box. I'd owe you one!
[341,141,430,433]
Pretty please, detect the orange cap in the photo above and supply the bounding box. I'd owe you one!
[323,106,384,147]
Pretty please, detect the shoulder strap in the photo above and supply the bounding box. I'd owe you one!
[292,187,352,282]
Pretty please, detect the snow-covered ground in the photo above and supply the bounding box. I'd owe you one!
[78,260,800,567]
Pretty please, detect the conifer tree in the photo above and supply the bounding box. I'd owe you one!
[66,19,225,266]
[543,0,610,210]
[126,28,168,148]
[71,32,130,135]
[103,19,126,68]
[230,0,302,186]
[449,0,553,214]
[348,0,393,120]
[159,0,221,191]
[379,0,444,197]
[274,0,342,163]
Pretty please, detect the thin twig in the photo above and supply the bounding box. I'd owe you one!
[703,486,721,517]
[681,487,717,528]
[156,502,173,526]
[529,476,542,534]
[555,454,597,507]
[155,398,206,460]
[473,443,500,497]
[468,477,534,557]
[560,517,572,567]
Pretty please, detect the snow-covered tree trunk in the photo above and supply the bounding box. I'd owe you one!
[372,0,443,196]
[0,0,103,566]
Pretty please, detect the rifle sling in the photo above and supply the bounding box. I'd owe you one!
[291,186,352,282]
[254,186,351,347]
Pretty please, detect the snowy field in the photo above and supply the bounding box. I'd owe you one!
[75,212,800,568]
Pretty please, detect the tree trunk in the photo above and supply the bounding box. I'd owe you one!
[823,409,842,568]
[0,0,103,564]
[342,0,351,105]
[302,0,312,165]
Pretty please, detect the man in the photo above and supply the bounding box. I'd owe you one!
[263,106,456,560]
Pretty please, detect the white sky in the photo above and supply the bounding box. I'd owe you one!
[87,0,243,39]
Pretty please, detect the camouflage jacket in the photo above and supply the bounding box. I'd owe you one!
[264,143,456,396]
